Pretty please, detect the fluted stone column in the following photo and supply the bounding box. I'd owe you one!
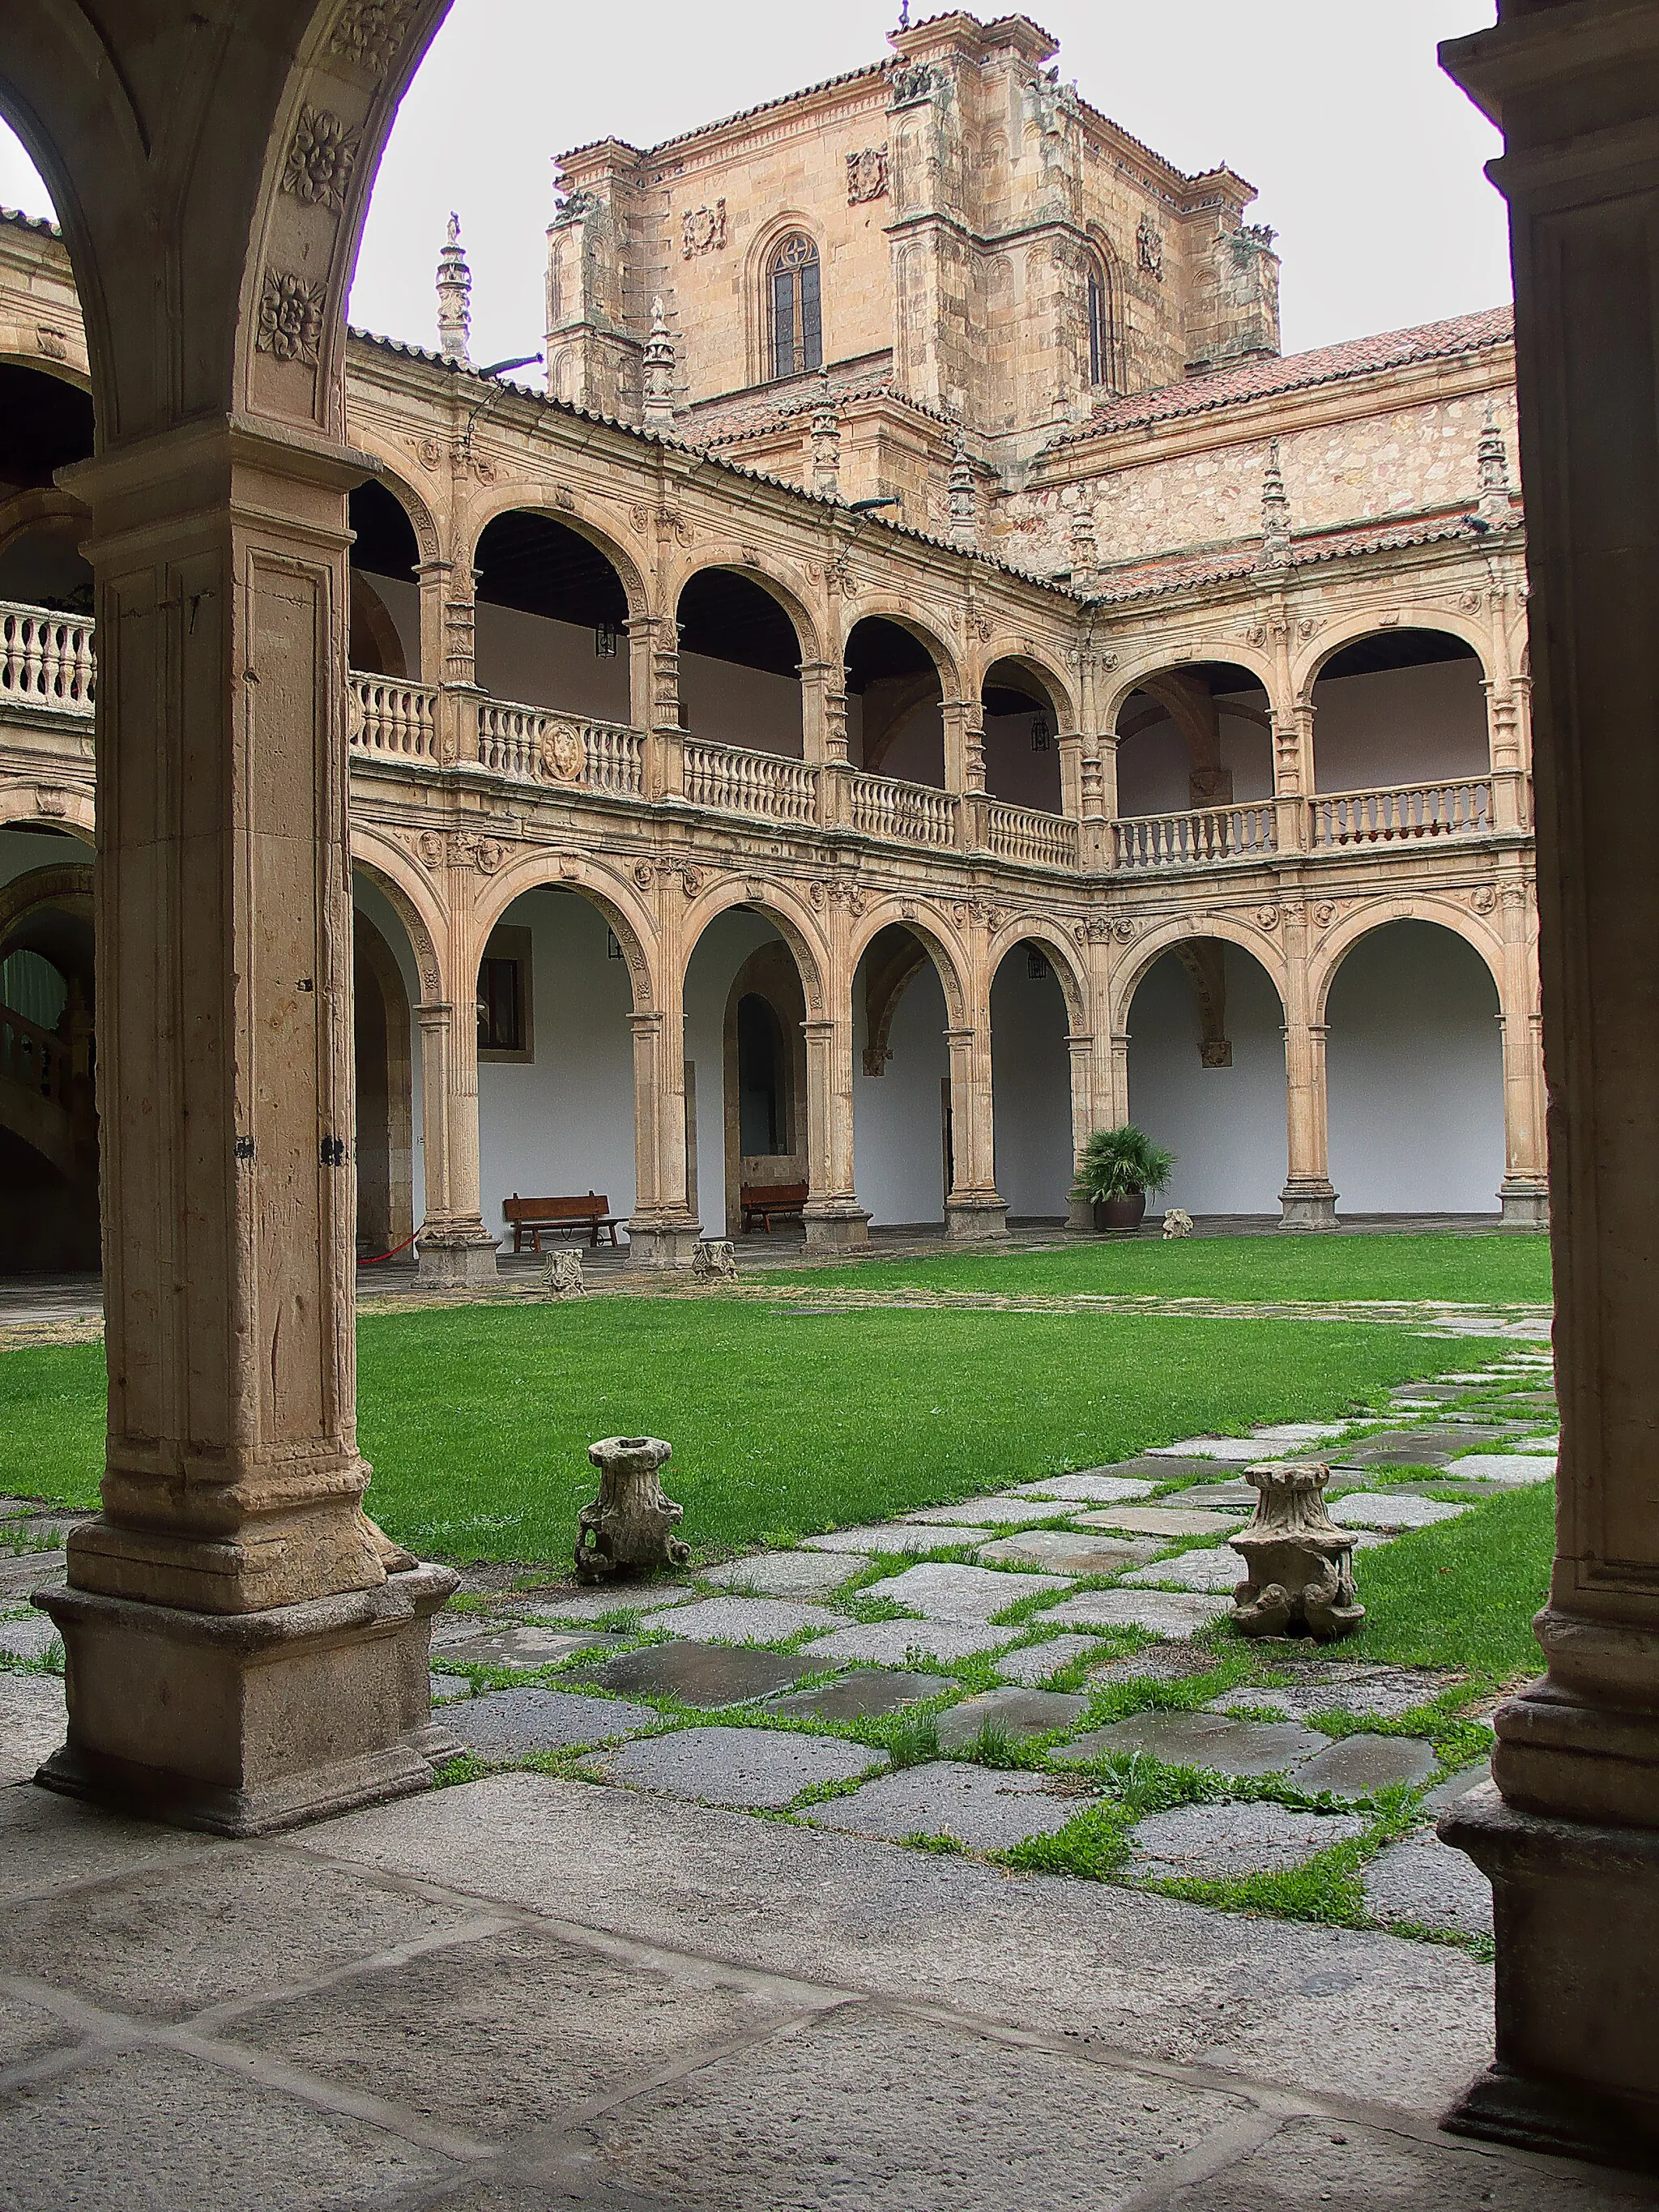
[1279,906,1337,1229]
[415,889,498,1283]
[1439,2,1659,2161]
[625,887,700,1266]
[944,1021,1007,1240]
[802,901,869,1248]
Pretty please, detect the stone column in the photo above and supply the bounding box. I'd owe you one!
[625,901,701,1266]
[36,420,456,1835]
[413,555,448,687]
[1065,1030,1097,1231]
[1496,880,1549,1228]
[1278,906,1337,1229]
[1058,732,1084,823]
[802,1014,870,1249]
[416,885,498,1282]
[647,624,685,803]
[944,1020,1008,1241]
[433,556,481,767]
[1440,9,1659,2159]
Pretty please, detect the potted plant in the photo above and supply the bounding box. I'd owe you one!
[1073,1124,1175,1234]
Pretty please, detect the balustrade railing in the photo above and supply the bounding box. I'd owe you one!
[1113,803,1277,868]
[0,1004,72,1106]
[476,699,643,796]
[349,674,437,762]
[1310,780,1493,847]
[0,600,95,717]
[849,771,958,848]
[983,802,1079,870]
[683,739,818,824]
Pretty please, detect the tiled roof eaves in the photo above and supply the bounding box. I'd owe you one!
[345,326,1066,595]
[1079,511,1509,608]
[0,205,64,243]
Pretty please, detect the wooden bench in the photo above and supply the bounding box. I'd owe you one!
[503,1192,622,1253]
[740,1180,809,1234]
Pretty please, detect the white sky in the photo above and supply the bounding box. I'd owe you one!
[0,1,1507,375]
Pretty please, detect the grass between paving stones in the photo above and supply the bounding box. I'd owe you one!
[0,1306,1525,1560]
[764,1230,1552,1308]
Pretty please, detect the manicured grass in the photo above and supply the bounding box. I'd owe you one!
[2,1299,1519,1562]
[1341,1480,1556,1677]
[766,1230,1552,1307]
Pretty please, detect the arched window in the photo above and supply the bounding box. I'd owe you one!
[1086,255,1120,390]
[769,233,822,380]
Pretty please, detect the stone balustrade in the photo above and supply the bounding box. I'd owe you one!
[847,769,958,848]
[349,674,437,762]
[983,800,1079,870]
[683,739,818,824]
[0,599,95,718]
[1112,803,1277,870]
[1309,779,1493,848]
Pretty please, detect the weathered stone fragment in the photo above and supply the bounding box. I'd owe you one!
[575,1435,691,1582]
[1230,1460,1364,1641]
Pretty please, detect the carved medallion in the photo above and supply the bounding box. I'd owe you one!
[281,104,360,211]
[538,722,586,782]
[255,269,326,365]
[681,201,727,258]
[847,147,889,204]
[330,0,420,74]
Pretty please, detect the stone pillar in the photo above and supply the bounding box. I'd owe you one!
[413,556,448,687]
[434,558,481,767]
[648,624,684,803]
[1058,731,1084,823]
[802,1015,870,1249]
[1279,907,1337,1229]
[1496,880,1549,1228]
[944,1021,1008,1240]
[416,893,498,1282]
[1440,9,1659,2159]
[1065,1031,1096,1231]
[1090,731,1119,870]
[625,920,701,1267]
[35,420,456,1836]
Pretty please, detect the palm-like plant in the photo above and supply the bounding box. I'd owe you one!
[1073,1123,1175,1204]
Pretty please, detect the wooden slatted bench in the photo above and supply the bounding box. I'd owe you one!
[740,1180,809,1234]
[503,1192,622,1253]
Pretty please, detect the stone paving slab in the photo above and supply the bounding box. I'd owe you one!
[992,1634,1103,1686]
[1333,1425,1521,1469]
[1149,1425,1348,1461]
[902,1496,1073,1528]
[538,1583,698,1621]
[933,1686,1090,1751]
[767,1669,947,1722]
[1210,1666,1463,1724]
[434,1623,621,1670]
[636,1595,845,1643]
[428,1672,471,1704]
[976,1530,1156,1575]
[1164,1477,1261,1511]
[1071,1503,1245,1539]
[858,1561,1069,1622]
[804,1618,1022,1665]
[0,1614,59,1659]
[444,1686,664,1757]
[1365,1832,1493,1937]
[1292,1733,1441,1798]
[1512,1432,1561,1452]
[1084,1640,1219,1686]
[1329,1493,1475,1531]
[800,1524,997,1555]
[605,1724,881,1809]
[0,1669,64,1783]
[1121,1545,1244,1593]
[0,1551,65,1599]
[1056,1710,1325,1776]
[804,1762,1082,1850]
[582,1640,817,1707]
[1006,1473,1158,1504]
[1422,1758,1493,1812]
[1067,1455,1222,1485]
[1043,1588,1230,1636]
[701,1550,859,1597]
[1128,1801,1367,1882]
[0,1515,88,1548]
[1444,1452,1555,1485]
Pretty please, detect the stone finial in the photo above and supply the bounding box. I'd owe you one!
[810,369,842,500]
[436,211,471,366]
[1477,403,1516,529]
[1257,437,1291,573]
[948,424,978,552]
[642,295,676,428]
[1068,499,1099,594]
[1229,1460,1364,1640]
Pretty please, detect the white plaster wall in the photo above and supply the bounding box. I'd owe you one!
[1326,921,1503,1215]
[1115,700,1273,816]
[983,713,1064,812]
[1127,947,1288,1215]
[853,955,950,1225]
[355,571,423,680]
[472,599,632,722]
[847,693,947,786]
[680,653,804,757]
[684,906,792,1235]
[352,874,425,1228]
[1311,658,1489,793]
[475,888,638,1242]
[991,953,1073,1216]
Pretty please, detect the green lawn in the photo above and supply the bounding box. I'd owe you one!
[766,1230,1553,1307]
[4,1298,1525,1562]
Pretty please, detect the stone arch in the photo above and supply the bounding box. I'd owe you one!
[0,346,91,397]
[973,642,1077,731]
[849,901,970,1030]
[347,829,445,1002]
[985,916,1088,1033]
[1294,608,1496,703]
[839,597,963,700]
[349,445,441,569]
[468,850,659,1016]
[0,786,96,841]
[0,858,94,946]
[0,484,90,563]
[1102,642,1280,737]
[466,487,651,623]
[681,878,830,1022]
[1111,913,1288,1034]
[1310,895,1505,1026]
[352,902,414,1259]
[667,550,821,667]
[348,570,406,678]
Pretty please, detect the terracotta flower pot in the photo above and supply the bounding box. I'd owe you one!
[1094,1191,1146,1234]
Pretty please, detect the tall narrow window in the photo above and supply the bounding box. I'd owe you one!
[1087,258,1118,390]
[770,233,822,380]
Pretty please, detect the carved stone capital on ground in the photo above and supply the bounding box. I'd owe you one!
[1229,1459,1363,1641]
[691,1238,738,1280]
[575,1435,691,1582]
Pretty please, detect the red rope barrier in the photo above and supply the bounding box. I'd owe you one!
[359,1228,421,1266]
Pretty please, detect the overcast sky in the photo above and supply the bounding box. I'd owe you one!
[0,1,1507,373]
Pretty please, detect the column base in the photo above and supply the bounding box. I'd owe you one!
[1499,1181,1551,1229]
[1439,1783,1659,2168]
[945,1195,1009,1242]
[625,1214,703,1268]
[32,1563,460,1838]
[1065,1193,1094,1233]
[803,1201,871,1251]
[1278,1181,1339,1231]
[416,1225,499,1284]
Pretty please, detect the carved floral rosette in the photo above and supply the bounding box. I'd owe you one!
[1227,1459,1364,1641]
[575,1434,692,1581]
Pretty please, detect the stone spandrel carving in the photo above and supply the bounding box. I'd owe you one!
[681,200,727,258]
[255,269,326,364]
[576,1435,692,1581]
[1230,1460,1365,1641]
[330,0,421,74]
[281,104,360,210]
[847,146,889,204]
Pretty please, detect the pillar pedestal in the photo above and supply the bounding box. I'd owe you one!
[32,1562,459,1838]
[804,1200,871,1251]
[625,1212,703,1268]
[1066,1192,1094,1233]
[945,1195,1009,1242]
[1499,1180,1550,1230]
[1440,1785,1659,2167]
[1277,1179,1338,1231]
[416,1223,500,1283]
